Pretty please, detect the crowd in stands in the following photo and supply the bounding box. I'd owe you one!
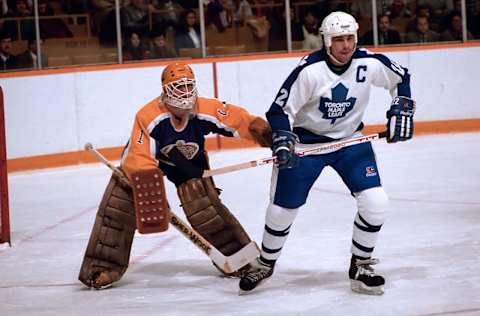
[1,0,480,71]
[358,0,479,45]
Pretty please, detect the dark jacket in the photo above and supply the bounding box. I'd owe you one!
[361,29,402,45]
[0,54,18,71]
[17,51,48,69]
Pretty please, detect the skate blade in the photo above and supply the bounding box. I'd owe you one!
[350,280,384,295]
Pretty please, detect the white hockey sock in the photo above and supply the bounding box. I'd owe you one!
[351,187,388,258]
[260,203,299,263]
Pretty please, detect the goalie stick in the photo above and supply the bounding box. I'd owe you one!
[203,131,388,177]
[84,143,259,274]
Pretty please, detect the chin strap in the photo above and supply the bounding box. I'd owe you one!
[326,43,357,66]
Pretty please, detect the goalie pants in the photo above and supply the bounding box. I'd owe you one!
[260,142,389,264]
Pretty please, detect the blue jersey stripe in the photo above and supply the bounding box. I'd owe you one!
[354,49,411,97]
[266,50,326,132]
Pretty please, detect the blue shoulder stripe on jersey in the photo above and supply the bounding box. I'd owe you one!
[266,50,326,132]
[354,49,411,97]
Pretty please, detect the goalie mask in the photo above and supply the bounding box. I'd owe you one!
[320,11,359,63]
[161,62,198,110]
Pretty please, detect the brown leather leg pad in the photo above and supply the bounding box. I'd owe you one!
[177,178,251,256]
[78,172,136,288]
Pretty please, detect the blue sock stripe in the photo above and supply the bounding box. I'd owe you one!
[261,243,282,254]
[357,213,382,231]
[265,224,291,237]
[354,220,381,233]
[352,239,374,253]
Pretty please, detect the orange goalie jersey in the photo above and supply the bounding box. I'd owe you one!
[121,96,265,186]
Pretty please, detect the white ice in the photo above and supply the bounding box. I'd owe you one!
[1,133,480,316]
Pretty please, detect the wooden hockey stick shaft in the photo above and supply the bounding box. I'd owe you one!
[84,143,259,273]
[203,131,388,178]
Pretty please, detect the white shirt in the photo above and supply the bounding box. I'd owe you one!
[188,28,200,48]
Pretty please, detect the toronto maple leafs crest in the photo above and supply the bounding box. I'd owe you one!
[319,83,357,124]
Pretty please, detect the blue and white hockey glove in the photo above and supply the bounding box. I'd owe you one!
[386,96,416,143]
[272,130,299,169]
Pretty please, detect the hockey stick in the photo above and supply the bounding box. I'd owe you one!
[203,131,388,177]
[84,143,259,274]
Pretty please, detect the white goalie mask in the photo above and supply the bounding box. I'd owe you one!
[320,11,359,53]
[161,62,198,110]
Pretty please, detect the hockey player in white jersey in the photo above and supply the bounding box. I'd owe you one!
[239,11,415,295]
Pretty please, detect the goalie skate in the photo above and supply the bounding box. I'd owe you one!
[349,257,385,295]
[238,257,274,294]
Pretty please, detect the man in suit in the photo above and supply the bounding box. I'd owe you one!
[17,39,48,69]
[361,14,402,45]
[405,15,440,43]
[0,32,17,71]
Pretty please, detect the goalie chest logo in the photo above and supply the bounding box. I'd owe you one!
[161,140,199,160]
[319,83,357,124]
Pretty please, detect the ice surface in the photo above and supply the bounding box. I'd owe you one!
[1,133,479,316]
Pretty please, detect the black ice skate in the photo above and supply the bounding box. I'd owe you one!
[239,257,274,294]
[349,257,385,295]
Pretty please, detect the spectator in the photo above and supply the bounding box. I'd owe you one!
[233,0,253,26]
[123,31,149,61]
[1,0,14,36]
[151,0,184,31]
[17,38,48,69]
[361,14,402,45]
[244,0,271,42]
[61,0,89,16]
[406,4,432,33]
[416,0,452,18]
[1,0,12,16]
[121,0,149,38]
[301,10,322,50]
[174,9,201,52]
[205,0,233,32]
[268,7,303,51]
[3,0,34,40]
[467,0,480,39]
[179,0,197,10]
[350,0,372,20]
[149,30,177,59]
[405,15,440,43]
[440,11,474,41]
[385,0,412,19]
[38,0,73,39]
[315,0,348,23]
[92,0,128,45]
[0,32,17,70]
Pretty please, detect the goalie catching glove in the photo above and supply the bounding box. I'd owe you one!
[386,96,415,143]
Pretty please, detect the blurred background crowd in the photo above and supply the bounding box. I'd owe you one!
[1,0,479,71]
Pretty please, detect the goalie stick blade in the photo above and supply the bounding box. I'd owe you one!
[209,241,260,274]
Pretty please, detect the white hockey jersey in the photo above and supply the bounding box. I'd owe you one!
[266,48,411,143]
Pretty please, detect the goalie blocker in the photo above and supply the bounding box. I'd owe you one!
[130,169,170,234]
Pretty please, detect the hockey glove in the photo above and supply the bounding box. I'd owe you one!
[272,130,299,169]
[386,96,416,143]
[168,146,204,179]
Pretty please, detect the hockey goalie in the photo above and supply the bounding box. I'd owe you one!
[78,62,272,289]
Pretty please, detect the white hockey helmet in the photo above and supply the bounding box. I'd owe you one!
[320,11,359,49]
[161,62,198,109]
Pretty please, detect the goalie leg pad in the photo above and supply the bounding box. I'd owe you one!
[78,172,136,289]
[177,178,251,256]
